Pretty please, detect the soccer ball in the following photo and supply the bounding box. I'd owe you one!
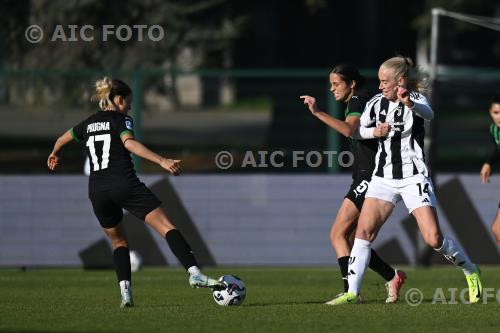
[129,250,142,272]
[212,275,246,306]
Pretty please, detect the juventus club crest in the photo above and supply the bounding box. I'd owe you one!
[396,104,403,117]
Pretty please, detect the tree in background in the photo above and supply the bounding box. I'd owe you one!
[0,0,248,108]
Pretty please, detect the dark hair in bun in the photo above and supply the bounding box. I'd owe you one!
[331,64,365,89]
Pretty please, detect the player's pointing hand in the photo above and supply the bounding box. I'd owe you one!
[300,95,320,114]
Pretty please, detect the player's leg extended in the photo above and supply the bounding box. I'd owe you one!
[331,198,401,298]
[349,198,394,293]
[327,198,394,305]
[491,206,500,243]
[342,180,401,292]
[330,198,360,293]
[412,206,482,303]
[103,224,134,308]
[363,226,405,303]
[144,207,223,289]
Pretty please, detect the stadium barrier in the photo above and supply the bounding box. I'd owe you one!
[0,174,498,267]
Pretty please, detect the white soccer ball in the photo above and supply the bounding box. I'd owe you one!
[212,275,246,306]
[129,250,142,272]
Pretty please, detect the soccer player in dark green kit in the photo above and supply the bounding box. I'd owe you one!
[480,94,500,243]
[300,64,406,304]
[48,77,223,308]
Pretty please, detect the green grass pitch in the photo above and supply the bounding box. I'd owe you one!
[1,267,500,332]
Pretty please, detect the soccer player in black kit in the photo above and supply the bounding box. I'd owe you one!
[48,77,223,308]
[480,94,500,244]
[300,64,406,304]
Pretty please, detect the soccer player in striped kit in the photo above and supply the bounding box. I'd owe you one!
[48,77,223,308]
[300,64,406,304]
[480,94,500,244]
[330,56,483,305]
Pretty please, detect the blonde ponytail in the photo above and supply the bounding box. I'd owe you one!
[380,56,427,93]
[91,77,113,110]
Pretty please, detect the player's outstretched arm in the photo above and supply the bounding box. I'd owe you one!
[47,130,73,171]
[299,95,360,137]
[122,134,181,175]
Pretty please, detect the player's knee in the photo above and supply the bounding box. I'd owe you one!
[423,232,442,249]
[111,238,128,249]
[355,228,375,242]
[330,226,346,245]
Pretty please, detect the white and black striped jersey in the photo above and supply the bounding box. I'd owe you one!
[360,92,433,180]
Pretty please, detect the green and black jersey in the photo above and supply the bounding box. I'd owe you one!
[487,123,500,165]
[70,111,141,194]
[346,92,378,180]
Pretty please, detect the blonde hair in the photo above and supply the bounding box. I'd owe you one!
[380,56,427,93]
[91,77,132,110]
[91,77,113,110]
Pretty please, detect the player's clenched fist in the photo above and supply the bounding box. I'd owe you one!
[374,123,391,138]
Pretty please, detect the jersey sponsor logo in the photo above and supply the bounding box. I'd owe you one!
[125,119,133,130]
[392,122,405,131]
[86,122,110,133]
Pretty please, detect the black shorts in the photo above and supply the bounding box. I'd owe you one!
[345,176,371,211]
[89,183,162,229]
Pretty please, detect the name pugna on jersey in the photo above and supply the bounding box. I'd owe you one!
[87,122,110,133]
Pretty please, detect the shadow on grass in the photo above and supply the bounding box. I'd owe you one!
[129,298,441,308]
[241,300,327,307]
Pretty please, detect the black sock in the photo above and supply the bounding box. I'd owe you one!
[337,256,349,292]
[113,247,131,282]
[368,249,395,281]
[165,229,197,270]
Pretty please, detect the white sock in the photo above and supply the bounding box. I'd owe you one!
[347,238,372,295]
[187,266,201,276]
[119,280,131,293]
[434,237,475,275]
